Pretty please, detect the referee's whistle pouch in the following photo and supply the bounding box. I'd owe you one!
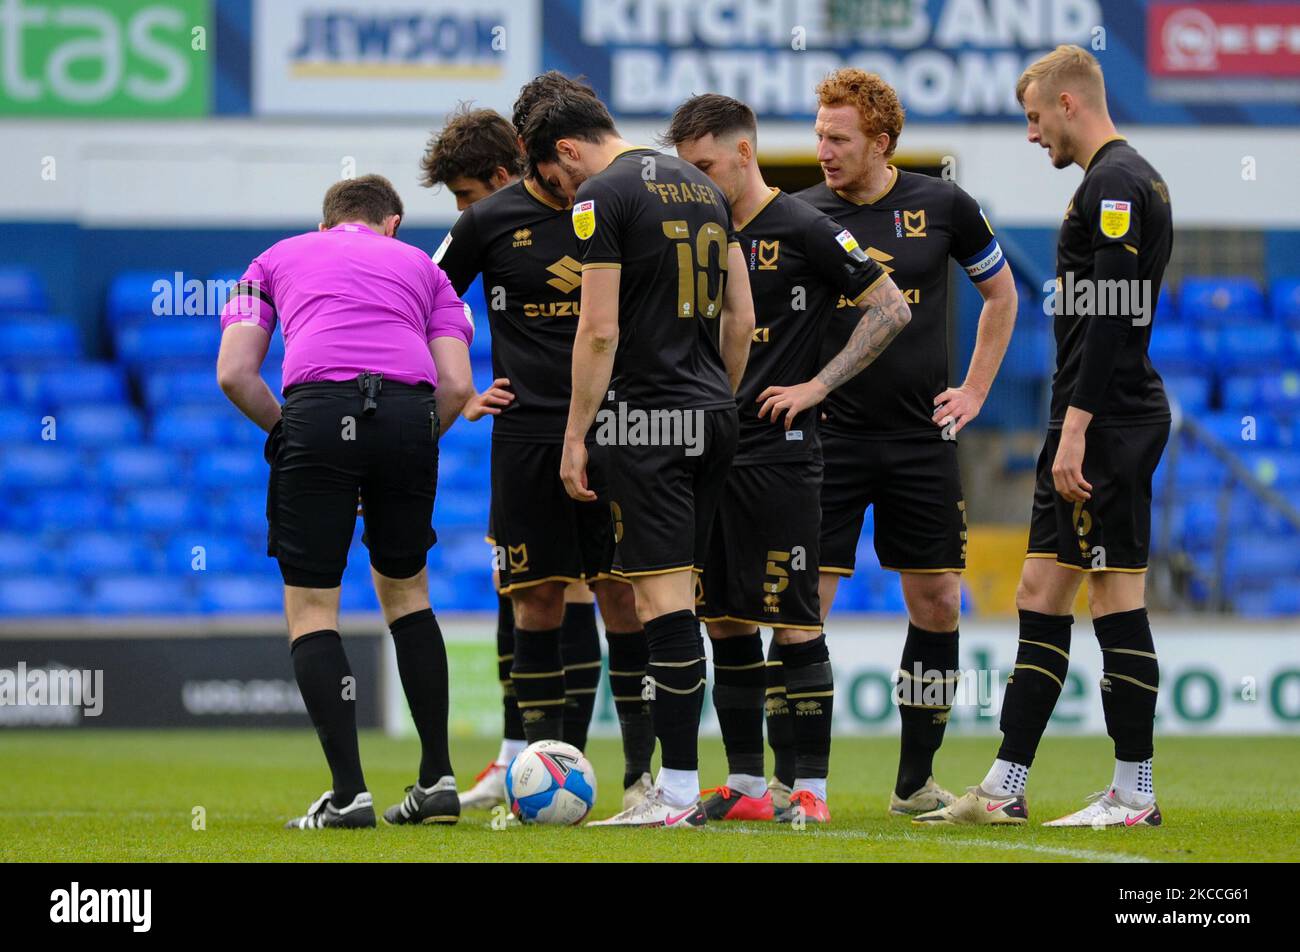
[358,372,383,416]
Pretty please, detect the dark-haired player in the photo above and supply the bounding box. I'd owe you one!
[523,77,756,827]
[793,68,1018,817]
[917,46,1171,828]
[425,91,654,812]
[665,94,911,824]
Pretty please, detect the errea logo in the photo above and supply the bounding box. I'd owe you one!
[512,228,532,248]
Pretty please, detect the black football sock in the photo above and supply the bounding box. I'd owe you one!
[709,631,766,780]
[606,628,654,788]
[644,610,706,772]
[895,623,959,798]
[291,630,366,805]
[389,608,453,786]
[765,638,795,787]
[781,635,834,783]
[997,610,1073,767]
[560,601,601,752]
[1094,608,1159,763]
[497,595,524,743]
[511,626,565,744]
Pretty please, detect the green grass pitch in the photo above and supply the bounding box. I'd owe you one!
[2,732,1296,862]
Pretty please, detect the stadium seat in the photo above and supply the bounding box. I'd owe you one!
[1161,373,1211,413]
[162,532,269,575]
[192,448,268,489]
[0,315,82,361]
[197,574,283,614]
[0,576,82,616]
[0,445,83,490]
[1223,370,1300,413]
[152,404,263,449]
[12,362,127,407]
[1223,539,1300,585]
[88,574,195,615]
[1270,277,1300,325]
[1180,277,1266,324]
[115,321,221,366]
[142,367,226,407]
[1147,324,1201,373]
[0,532,60,576]
[25,489,113,533]
[1206,324,1286,372]
[113,487,205,533]
[95,445,182,488]
[1240,449,1300,489]
[1166,450,1227,490]
[435,488,490,529]
[1154,287,1178,324]
[207,491,270,535]
[107,270,189,323]
[59,531,158,577]
[0,267,50,313]
[54,405,145,446]
[0,406,49,443]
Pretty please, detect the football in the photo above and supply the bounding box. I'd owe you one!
[505,740,598,825]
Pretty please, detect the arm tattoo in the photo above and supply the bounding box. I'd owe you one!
[815,284,911,393]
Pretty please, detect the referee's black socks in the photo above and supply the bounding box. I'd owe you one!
[644,609,706,772]
[560,601,601,752]
[709,630,766,780]
[389,608,453,787]
[605,628,654,789]
[290,629,367,805]
[512,626,565,744]
[895,623,959,798]
[997,610,1073,767]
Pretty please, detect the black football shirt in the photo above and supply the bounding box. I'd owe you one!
[434,178,580,443]
[1051,137,1172,428]
[798,168,1006,439]
[574,147,737,412]
[732,188,887,464]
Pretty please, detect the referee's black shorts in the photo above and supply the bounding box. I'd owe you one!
[265,378,438,588]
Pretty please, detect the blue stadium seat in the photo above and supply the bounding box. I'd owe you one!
[55,405,145,446]
[207,490,270,535]
[1154,287,1178,324]
[0,532,60,576]
[1002,320,1052,379]
[107,270,189,323]
[0,407,49,443]
[152,404,263,449]
[1223,539,1300,585]
[95,445,180,488]
[1161,373,1211,413]
[1240,449,1300,489]
[113,487,204,533]
[0,576,82,616]
[1166,450,1227,490]
[435,488,489,529]
[1207,324,1286,372]
[59,531,157,577]
[1223,370,1300,413]
[142,367,225,407]
[1180,277,1266,324]
[1268,580,1300,616]
[12,362,127,407]
[115,321,221,366]
[197,575,283,613]
[25,489,113,532]
[162,533,266,575]
[0,267,49,313]
[1147,324,1200,373]
[0,445,82,489]
[0,315,81,361]
[192,448,268,488]
[88,575,195,615]
[433,569,495,611]
[340,551,381,612]
[1270,277,1300,325]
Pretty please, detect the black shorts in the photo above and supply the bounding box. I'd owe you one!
[1027,421,1170,571]
[819,431,966,575]
[608,406,739,577]
[489,438,619,592]
[698,459,823,630]
[266,379,438,588]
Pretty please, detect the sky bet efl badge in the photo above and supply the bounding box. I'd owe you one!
[1099,199,1131,238]
[834,228,859,254]
[572,200,596,240]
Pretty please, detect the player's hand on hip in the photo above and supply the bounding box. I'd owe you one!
[932,386,983,437]
[560,438,596,502]
[1051,430,1092,503]
[756,380,829,431]
[462,378,514,422]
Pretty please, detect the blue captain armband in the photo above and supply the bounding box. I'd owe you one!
[958,238,1006,283]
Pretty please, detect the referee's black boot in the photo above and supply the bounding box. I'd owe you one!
[383,777,460,826]
[285,790,376,830]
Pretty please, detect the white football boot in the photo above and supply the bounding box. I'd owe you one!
[889,776,958,816]
[1043,788,1162,828]
[459,761,508,810]
[622,772,654,811]
[587,786,707,828]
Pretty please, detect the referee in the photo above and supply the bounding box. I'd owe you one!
[217,174,475,830]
